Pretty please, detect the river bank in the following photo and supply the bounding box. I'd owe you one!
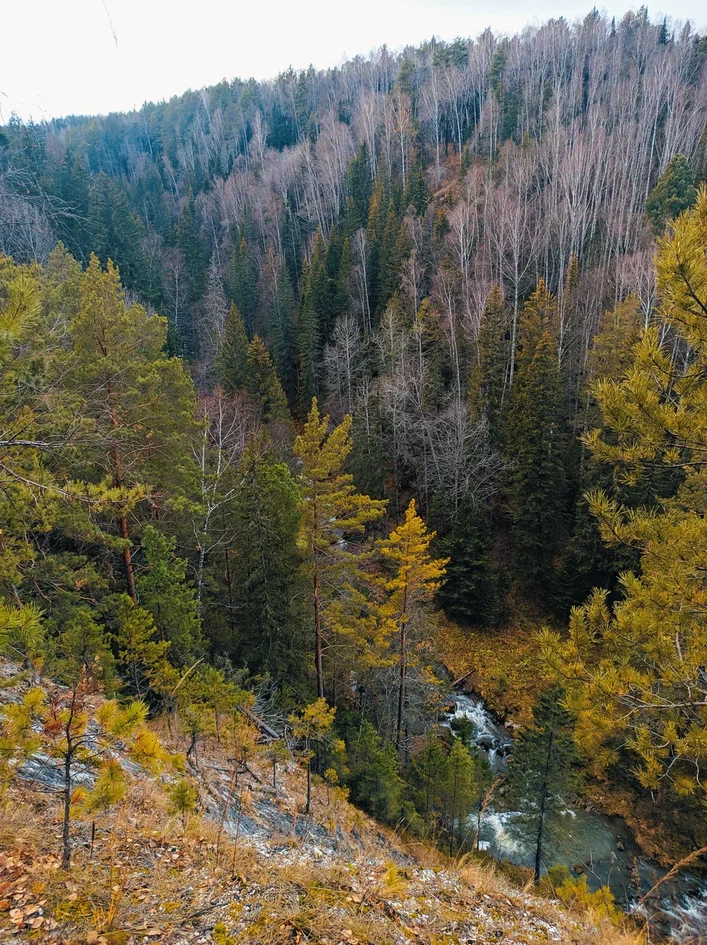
[444,690,707,940]
[437,617,705,867]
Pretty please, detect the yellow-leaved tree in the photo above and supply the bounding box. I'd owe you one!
[540,185,707,798]
[294,398,387,698]
[378,499,448,756]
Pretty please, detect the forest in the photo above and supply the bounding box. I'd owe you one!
[2,5,707,923]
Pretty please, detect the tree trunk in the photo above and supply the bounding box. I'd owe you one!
[395,586,409,756]
[534,729,554,883]
[306,758,312,814]
[534,794,546,883]
[61,748,72,869]
[107,383,138,605]
[313,561,324,699]
[118,510,138,605]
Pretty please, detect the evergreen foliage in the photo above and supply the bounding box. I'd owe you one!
[505,687,583,882]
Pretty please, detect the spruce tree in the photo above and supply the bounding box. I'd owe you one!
[437,498,502,626]
[135,525,205,665]
[297,262,321,411]
[268,254,297,401]
[346,719,404,823]
[87,172,148,295]
[505,687,583,882]
[346,143,373,233]
[244,335,290,422]
[646,154,697,234]
[227,237,258,332]
[506,282,569,598]
[470,283,509,447]
[219,302,250,392]
[230,439,308,683]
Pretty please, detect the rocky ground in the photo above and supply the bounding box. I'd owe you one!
[0,663,640,945]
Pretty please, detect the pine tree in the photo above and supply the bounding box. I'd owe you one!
[378,499,448,756]
[505,687,583,882]
[506,282,569,598]
[542,188,707,799]
[61,256,199,603]
[289,698,339,814]
[294,399,387,698]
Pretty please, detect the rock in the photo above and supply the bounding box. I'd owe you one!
[616,840,625,852]
[478,736,494,750]
[572,864,584,874]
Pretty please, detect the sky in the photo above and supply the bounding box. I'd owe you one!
[2,0,704,122]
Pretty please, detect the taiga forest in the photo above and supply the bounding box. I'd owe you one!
[2,7,707,942]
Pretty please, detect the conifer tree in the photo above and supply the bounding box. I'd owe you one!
[378,500,448,755]
[219,302,250,392]
[505,687,582,882]
[470,283,509,447]
[294,399,387,698]
[62,256,199,603]
[439,737,479,854]
[297,262,321,409]
[542,188,707,799]
[268,254,297,401]
[346,143,373,233]
[506,282,569,598]
[407,731,447,823]
[227,237,258,332]
[230,439,308,683]
[176,196,207,308]
[346,719,404,822]
[136,525,204,664]
[646,154,697,234]
[289,698,338,814]
[87,173,148,295]
[243,336,290,422]
[404,154,430,217]
[365,177,388,320]
[437,498,501,626]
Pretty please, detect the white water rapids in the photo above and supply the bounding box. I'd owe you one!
[446,692,707,940]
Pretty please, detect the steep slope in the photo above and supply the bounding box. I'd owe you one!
[0,661,639,945]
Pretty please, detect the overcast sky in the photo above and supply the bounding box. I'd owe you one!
[2,0,704,122]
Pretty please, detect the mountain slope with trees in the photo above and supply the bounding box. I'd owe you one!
[2,7,707,937]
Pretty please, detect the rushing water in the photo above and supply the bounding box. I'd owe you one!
[445,693,707,940]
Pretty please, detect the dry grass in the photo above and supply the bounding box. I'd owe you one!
[0,702,647,945]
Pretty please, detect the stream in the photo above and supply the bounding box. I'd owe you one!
[446,692,707,940]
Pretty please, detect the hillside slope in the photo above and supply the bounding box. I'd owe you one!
[0,662,638,945]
